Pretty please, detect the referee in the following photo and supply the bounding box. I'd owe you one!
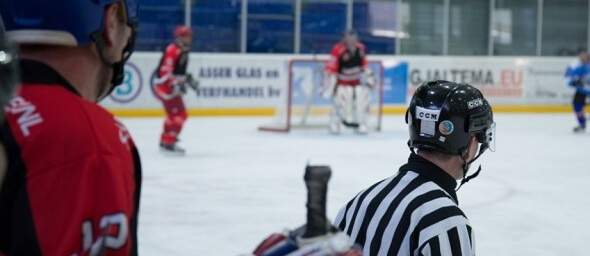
[334,80,496,256]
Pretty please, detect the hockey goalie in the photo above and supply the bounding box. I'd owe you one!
[319,29,377,134]
[245,166,361,256]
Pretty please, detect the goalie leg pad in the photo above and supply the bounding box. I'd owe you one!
[353,85,371,126]
[331,86,355,125]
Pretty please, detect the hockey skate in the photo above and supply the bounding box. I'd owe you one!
[573,125,586,133]
[159,142,186,155]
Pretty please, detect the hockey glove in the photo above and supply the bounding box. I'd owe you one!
[363,69,376,89]
[186,73,199,91]
[572,78,584,87]
[319,73,337,99]
[171,82,187,95]
[247,165,362,256]
[251,226,362,256]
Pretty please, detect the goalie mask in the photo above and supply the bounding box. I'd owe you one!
[342,29,358,51]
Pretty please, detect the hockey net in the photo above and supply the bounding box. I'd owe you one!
[259,59,384,132]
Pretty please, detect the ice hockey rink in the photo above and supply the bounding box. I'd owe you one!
[121,113,589,256]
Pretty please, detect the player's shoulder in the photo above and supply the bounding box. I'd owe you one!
[356,42,367,50]
[569,59,582,68]
[355,42,368,57]
[5,84,125,151]
[165,43,181,54]
[331,42,346,54]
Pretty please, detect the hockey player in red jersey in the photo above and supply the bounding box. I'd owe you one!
[154,25,198,155]
[0,1,142,255]
[320,29,376,134]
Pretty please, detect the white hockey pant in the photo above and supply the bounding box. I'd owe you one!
[330,85,371,126]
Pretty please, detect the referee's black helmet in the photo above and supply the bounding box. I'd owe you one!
[406,80,495,156]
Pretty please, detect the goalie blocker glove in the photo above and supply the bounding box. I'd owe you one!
[319,72,337,99]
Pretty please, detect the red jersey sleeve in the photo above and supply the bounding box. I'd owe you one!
[158,43,181,85]
[324,43,343,74]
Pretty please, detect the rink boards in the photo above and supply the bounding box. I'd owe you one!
[100,53,578,116]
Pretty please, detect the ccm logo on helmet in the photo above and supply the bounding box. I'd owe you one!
[416,107,440,121]
[467,98,484,109]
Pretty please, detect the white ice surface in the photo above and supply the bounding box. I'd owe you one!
[120,113,589,256]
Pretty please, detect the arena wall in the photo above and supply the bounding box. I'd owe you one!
[100,52,576,116]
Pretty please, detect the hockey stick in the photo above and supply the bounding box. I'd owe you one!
[302,165,332,238]
[338,116,360,128]
[250,165,358,256]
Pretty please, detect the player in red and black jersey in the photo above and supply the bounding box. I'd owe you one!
[154,25,197,155]
[320,29,376,134]
[0,1,142,255]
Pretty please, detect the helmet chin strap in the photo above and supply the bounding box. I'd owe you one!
[407,140,486,191]
[456,144,487,191]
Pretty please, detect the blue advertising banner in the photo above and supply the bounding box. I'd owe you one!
[381,60,408,104]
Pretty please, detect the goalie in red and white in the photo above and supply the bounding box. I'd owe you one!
[320,29,376,134]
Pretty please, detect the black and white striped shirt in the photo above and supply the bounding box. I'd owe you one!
[334,153,475,256]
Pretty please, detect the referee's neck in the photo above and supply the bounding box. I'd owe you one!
[416,150,462,180]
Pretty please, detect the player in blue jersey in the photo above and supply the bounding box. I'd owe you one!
[565,50,590,132]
